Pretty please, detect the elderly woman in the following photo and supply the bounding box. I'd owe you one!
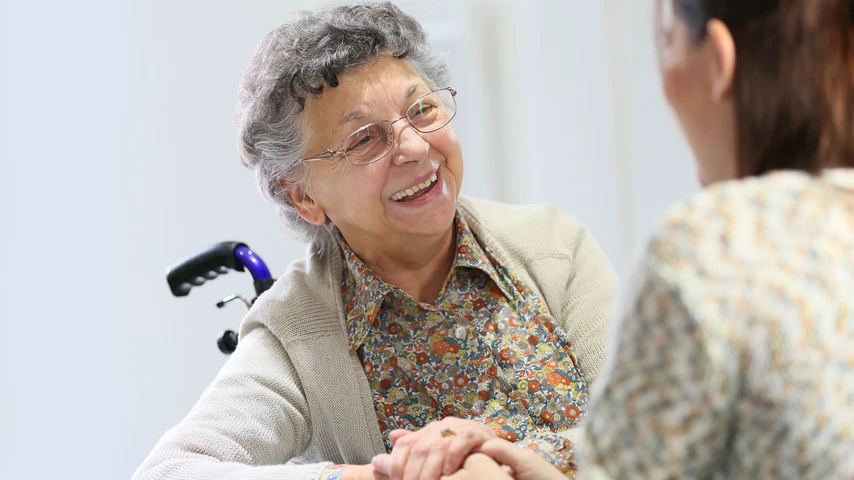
[133,3,616,480]
[438,0,854,479]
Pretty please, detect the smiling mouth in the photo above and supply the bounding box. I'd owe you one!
[391,172,438,202]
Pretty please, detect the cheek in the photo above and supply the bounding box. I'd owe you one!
[662,64,709,132]
[429,129,463,169]
[661,63,686,114]
[339,165,391,208]
[309,163,360,206]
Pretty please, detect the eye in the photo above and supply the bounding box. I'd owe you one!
[411,103,435,117]
[345,124,386,152]
[352,135,373,148]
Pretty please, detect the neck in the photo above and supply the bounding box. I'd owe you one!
[344,225,456,304]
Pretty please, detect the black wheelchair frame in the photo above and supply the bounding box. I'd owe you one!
[166,242,275,354]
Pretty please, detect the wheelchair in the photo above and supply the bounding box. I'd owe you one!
[166,242,275,354]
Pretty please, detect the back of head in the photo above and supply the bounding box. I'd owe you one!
[676,0,854,176]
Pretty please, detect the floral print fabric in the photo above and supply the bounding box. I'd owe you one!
[584,170,854,479]
[337,212,588,475]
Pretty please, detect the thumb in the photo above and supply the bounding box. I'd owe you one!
[441,454,509,480]
[371,453,392,476]
[478,439,537,472]
[462,453,500,470]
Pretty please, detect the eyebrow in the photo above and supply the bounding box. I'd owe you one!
[338,83,423,126]
[405,83,422,102]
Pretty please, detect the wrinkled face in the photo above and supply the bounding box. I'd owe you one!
[296,55,464,248]
[655,0,739,186]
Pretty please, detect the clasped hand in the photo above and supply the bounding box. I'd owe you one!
[371,417,497,480]
[344,418,566,480]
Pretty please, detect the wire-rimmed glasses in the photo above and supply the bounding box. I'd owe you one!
[303,87,457,166]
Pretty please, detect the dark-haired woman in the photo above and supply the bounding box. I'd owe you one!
[440,0,854,478]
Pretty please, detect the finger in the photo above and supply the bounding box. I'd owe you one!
[461,453,507,474]
[417,438,450,480]
[442,429,495,474]
[389,429,414,446]
[439,417,495,435]
[401,435,441,480]
[371,454,393,477]
[440,472,470,480]
[390,432,418,480]
[440,454,508,480]
[477,439,538,473]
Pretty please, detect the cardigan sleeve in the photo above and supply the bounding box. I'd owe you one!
[131,326,333,480]
[553,220,618,390]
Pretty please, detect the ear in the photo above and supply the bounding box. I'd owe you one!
[283,178,327,226]
[706,19,736,102]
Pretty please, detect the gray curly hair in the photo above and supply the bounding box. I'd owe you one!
[234,2,451,245]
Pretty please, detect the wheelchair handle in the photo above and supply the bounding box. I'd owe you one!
[166,241,275,298]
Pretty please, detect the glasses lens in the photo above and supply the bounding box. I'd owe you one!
[407,89,457,133]
[343,122,393,165]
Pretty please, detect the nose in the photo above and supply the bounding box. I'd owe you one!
[389,120,430,166]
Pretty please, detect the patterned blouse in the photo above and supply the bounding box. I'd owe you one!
[584,170,854,479]
[321,212,589,479]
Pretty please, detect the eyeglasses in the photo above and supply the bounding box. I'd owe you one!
[303,87,457,166]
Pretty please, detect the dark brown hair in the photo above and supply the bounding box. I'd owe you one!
[674,0,854,177]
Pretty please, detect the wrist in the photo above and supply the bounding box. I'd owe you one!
[339,464,373,480]
[320,464,345,480]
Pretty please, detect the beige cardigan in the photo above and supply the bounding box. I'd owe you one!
[133,196,617,480]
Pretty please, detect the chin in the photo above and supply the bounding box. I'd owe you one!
[694,153,725,188]
[697,163,739,188]
[697,170,714,188]
[422,204,458,236]
[403,201,457,238]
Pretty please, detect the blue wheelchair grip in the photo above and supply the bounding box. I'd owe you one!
[166,241,274,297]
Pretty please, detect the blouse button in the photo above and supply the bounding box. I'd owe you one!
[455,326,467,340]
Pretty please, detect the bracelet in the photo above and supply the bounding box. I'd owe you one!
[320,464,345,480]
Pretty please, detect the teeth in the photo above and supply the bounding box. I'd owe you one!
[392,173,438,201]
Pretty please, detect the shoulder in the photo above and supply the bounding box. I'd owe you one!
[659,171,815,231]
[646,171,821,270]
[635,171,847,311]
[458,196,616,329]
[458,195,593,260]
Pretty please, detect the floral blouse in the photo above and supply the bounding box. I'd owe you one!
[321,212,589,478]
[584,170,854,479]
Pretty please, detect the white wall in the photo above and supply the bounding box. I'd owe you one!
[0,1,697,479]
[456,0,698,276]
[2,2,143,479]
[620,0,699,244]
[1,1,327,478]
